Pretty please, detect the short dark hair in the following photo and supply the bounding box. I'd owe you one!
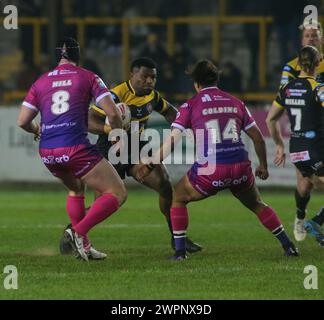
[55,37,80,64]
[187,59,219,87]
[298,45,320,73]
[130,57,157,71]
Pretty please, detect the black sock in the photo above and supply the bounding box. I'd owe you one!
[273,225,291,249]
[312,207,324,226]
[295,189,310,219]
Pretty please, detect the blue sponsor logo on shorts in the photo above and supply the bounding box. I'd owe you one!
[305,131,316,139]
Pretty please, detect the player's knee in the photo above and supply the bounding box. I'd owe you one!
[297,178,313,195]
[114,185,127,206]
[157,178,173,199]
[297,184,312,197]
[160,182,173,199]
[68,190,84,197]
[253,200,268,214]
[172,190,190,205]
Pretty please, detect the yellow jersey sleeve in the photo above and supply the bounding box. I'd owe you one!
[154,91,170,115]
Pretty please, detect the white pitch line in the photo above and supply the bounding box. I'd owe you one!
[0,223,165,229]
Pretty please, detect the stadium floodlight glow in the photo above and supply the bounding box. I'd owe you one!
[3,5,18,30]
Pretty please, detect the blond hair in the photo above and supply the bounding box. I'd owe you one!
[299,20,323,35]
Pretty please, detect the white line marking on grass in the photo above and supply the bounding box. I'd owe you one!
[0,224,165,229]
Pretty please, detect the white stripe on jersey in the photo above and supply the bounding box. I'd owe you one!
[22,101,38,111]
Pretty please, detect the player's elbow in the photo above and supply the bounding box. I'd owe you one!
[17,118,28,129]
[253,132,265,145]
[250,129,265,146]
[265,114,274,127]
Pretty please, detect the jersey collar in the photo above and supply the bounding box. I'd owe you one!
[127,80,136,94]
[201,86,218,91]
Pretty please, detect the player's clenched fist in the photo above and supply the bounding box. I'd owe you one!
[255,165,269,180]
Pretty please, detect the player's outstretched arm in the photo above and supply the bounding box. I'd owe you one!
[245,125,269,180]
[162,104,178,124]
[135,127,182,182]
[97,95,123,130]
[266,104,286,167]
[17,106,39,136]
[156,127,183,163]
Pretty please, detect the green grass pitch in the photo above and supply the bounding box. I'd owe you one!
[0,188,323,300]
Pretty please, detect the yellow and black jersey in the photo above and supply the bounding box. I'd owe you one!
[280,56,324,86]
[91,80,170,133]
[274,76,324,139]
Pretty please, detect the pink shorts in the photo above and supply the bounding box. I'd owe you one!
[39,144,103,179]
[187,161,255,196]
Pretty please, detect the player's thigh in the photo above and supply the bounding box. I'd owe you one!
[311,175,324,188]
[173,174,208,206]
[58,172,85,196]
[81,158,127,204]
[295,167,313,195]
[130,163,173,195]
[231,183,265,214]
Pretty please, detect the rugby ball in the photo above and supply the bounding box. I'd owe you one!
[105,103,131,130]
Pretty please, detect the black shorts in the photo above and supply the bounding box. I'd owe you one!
[96,134,152,179]
[290,138,324,177]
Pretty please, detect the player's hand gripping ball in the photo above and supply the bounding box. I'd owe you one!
[105,103,131,130]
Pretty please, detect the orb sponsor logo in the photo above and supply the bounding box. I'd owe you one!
[41,155,70,164]
[212,175,248,188]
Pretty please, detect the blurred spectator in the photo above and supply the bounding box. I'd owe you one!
[138,33,169,67]
[239,1,270,90]
[124,2,150,45]
[18,0,43,64]
[172,43,196,93]
[219,61,243,93]
[38,55,53,73]
[16,63,42,90]
[157,59,178,97]
[157,0,189,42]
[271,0,307,64]
[73,0,101,17]
[18,0,43,16]
[83,58,104,79]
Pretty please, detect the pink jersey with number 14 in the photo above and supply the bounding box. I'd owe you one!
[172,86,256,164]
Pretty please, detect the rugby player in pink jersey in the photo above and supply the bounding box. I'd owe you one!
[17,37,127,261]
[137,60,299,259]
